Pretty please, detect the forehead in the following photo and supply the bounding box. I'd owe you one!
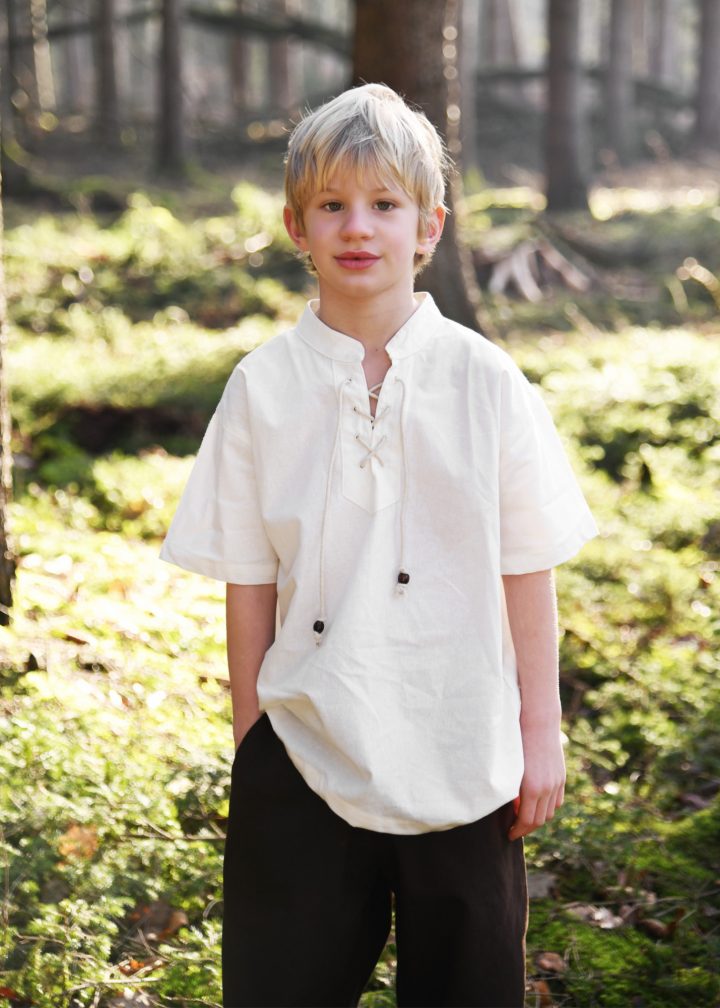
[312,156,410,197]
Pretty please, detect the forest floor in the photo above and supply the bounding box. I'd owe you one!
[1,160,719,1007]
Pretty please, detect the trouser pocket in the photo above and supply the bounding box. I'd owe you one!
[231,711,269,772]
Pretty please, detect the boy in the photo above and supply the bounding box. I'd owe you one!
[160,83,598,1008]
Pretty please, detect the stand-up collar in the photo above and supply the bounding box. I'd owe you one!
[295,292,443,362]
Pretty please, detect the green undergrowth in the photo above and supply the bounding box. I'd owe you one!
[2,184,720,1005]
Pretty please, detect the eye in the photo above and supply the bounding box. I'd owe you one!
[375,200,395,211]
[322,201,343,212]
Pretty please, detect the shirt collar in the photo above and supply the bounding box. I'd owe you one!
[295,292,443,362]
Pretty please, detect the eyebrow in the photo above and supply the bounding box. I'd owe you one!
[317,185,399,195]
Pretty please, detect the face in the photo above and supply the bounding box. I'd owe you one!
[284,166,444,310]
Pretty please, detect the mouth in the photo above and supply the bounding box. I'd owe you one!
[335,252,380,270]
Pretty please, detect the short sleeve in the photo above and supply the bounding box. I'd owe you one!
[498,361,598,575]
[158,367,279,583]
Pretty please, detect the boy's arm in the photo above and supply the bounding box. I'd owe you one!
[501,568,566,842]
[226,582,277,750]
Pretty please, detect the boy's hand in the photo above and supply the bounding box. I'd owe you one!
[508,719,566,842]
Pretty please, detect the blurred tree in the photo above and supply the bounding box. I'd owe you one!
[1,0,33,194]
[63,0,88,115]
[460,0,480,173]
[7,0,39,149]
[650,0,676,85]
[605,0,634,163]
[230,0,251,114]
[157,0,187,175]
[693,0,720,149]
[481,0,519,65]
[545,0,588,211]
[269,0,296,112]
[94,0,120,146]
[352,0,485,331]
[0,110,16,624]
[632,0,650,78]
[29,0,54,120]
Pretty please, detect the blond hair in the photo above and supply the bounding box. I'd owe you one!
[284,83,451,274]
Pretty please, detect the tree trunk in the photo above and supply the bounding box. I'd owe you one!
[460,0,480,173]
[482,0,518,65]
[29,0,55,112]
[157,0,187,175]
[2,0,34,194]
[268,0,296,112]
[230,0,250,113]
[650,0,675,85]
[0,109,16,625]
[694,0,720,149]
[95,0,120,145]
[605,0,634,163]
[352,0,485,332]
[545,0,588,212]
[8,0,40,150]
[63,2,86,113]
[632,0,650,78]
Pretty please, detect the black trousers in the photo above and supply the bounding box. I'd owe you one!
[222,712,528,1008]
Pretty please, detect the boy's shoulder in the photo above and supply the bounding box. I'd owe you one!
[431,311,525,381]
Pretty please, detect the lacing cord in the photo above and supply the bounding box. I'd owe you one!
[394,376,410,595]
[313,375,410,645]
[313,376,351,646]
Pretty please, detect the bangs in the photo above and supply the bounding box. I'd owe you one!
[311,129,411,201]
[285,84,449,226]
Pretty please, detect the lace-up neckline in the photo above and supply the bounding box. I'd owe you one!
[313,370,410,645]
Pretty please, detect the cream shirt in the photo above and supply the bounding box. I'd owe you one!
[160,292,598,834]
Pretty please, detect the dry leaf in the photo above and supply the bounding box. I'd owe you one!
[636,907,685,940]
[57,823,98,860]
[536,951,567,973]
[527,978,557,1007]
[127,899,188,941]
[118,956,164,976]
[0,988,33,1006]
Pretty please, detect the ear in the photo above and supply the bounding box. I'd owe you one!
[416,206,446,255]
[283,205,309,252]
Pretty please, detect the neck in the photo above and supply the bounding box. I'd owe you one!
[314,285,420,353]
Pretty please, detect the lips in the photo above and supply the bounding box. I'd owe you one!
[335,251,380,270]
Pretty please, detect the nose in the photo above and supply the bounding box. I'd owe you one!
[339,205,373,240]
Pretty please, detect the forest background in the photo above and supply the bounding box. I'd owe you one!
[0,1,719,1006]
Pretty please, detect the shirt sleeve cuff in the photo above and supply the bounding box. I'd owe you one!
[500,514,599,575]
[159,542,279,584]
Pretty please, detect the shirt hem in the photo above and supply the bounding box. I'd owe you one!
[267,710,520,835]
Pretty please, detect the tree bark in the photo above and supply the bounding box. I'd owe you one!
[268,0,296,112]
[460,0,480,173]
[229,0,251,113]
[605,0,634,163]
[352,0,485,332]
[545,0,588,212]
[694,0,720,149]
[0,107,16,625]
[29,0,55,112]
[2,0,34,194]
[650,0,675,85]
[157,0,187,175]
[94,0,120,145]
[632,0,650,77]
[482,0,519,65]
